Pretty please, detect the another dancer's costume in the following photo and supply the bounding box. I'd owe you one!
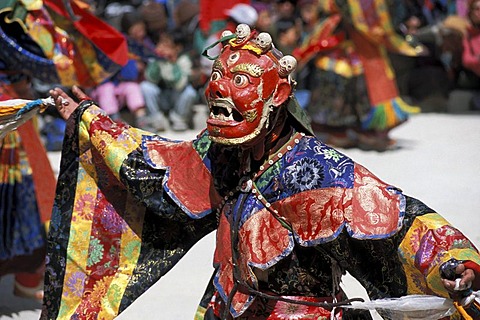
[0,0,127,300]
[41,24,479,319]
[293,0,423,149]
[0,78,54,291]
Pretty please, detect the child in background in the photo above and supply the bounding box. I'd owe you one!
[141,30,197,131]
[90,58,148,126]
[90,12,164,132]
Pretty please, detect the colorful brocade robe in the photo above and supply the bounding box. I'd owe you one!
[41,103,480,319]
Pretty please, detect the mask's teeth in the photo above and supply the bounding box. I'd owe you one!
[210,104,235,122]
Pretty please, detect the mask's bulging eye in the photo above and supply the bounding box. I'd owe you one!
[233,74,249,88]
[211,70,222,81]
[228,52,240,65]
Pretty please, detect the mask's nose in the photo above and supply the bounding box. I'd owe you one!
[206,79,231,99]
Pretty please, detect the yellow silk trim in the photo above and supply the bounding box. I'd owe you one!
[399,213,480,297]
[0,99,36,116]
[82,106,144,179]
[0,131,28,184]
[59,106,146,317]
[228,39,263,55]
[20,0,43,10]
[58,149,97,318]
[194,306,207,320]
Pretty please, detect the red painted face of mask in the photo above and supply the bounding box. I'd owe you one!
[204,29,294,146]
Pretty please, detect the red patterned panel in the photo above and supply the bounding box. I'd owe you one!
[143,138,222,216]
[213,209,292,316]
[350,164,403,237]
[272,188,349,243]
[239,209,291,266]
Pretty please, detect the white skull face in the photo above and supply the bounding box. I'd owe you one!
[221,30,233,38]
[255,32,272,51]
[278,55,297,77]
[235,24,251,41]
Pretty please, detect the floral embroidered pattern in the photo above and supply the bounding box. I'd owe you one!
[65,271,86,298]
[282,157,325,193]
[87,237,105,267]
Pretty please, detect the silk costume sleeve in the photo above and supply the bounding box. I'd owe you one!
[397,204,480,298]
[42,102,217,320]
[325,195,479,306]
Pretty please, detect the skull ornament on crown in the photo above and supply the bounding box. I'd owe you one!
[205,24,297,145]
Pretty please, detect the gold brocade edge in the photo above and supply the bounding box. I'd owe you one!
[194,306,207,320]
[58,142,96,317]
[57,106,145,317]
[84,105,144,179]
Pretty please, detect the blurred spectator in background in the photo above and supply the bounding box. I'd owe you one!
[274,17,301,55]
[173,0,200,54]
[139,0,169,44]
[142,30,197,131]
[90,60,153,129]
[386,0,471,113]
[274,0,298,21]
[458,0,470,17]
[91,11,162,132]
[252,2,275,34]
[200,3,258,89]
[273,16,311,109]
[461,0,480,110]
[298,0,321,37]
[121,10,157,52]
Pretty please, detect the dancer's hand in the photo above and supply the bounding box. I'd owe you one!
[441,260,479,300]
[49,86,90,120]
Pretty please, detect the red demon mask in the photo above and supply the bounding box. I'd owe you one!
[204,24,297,145]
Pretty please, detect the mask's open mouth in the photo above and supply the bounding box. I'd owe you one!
[208,100,243,124]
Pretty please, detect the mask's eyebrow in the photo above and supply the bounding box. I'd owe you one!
[230,63,264,77]
[213,60,225,73]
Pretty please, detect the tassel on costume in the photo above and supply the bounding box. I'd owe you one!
[362,97,421,130]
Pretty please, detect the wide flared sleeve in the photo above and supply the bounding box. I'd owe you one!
[326,195,479,319]
[42,102,217,320]
[398,207,480,298]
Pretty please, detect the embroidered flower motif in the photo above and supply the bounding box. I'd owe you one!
[322,148,343,162]
[283,158,324,193]
[90,276,113,306]
[103,283,123,310]
[87,237,105,267]
[65,271,86,298]
[93,131,115,158]
[74,193,96,220]
[122,239,140,260]
[100,205,125,233]
[272,300,309,319]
